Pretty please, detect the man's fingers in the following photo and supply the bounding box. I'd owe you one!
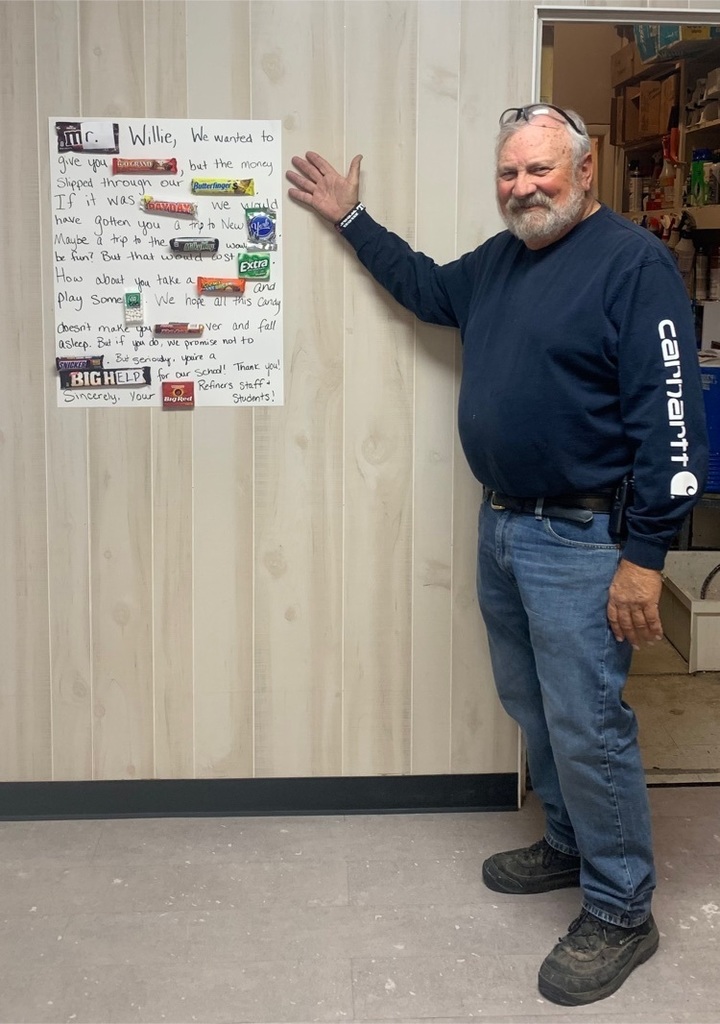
[606,598,663,643]
[347,153,363,186]
[286,169,314,193]
[287,186,315,207]
[607,601,663,648]
[305,151,338,177]
[290,154,323,184]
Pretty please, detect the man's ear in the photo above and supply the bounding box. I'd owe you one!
[579,151,594,191]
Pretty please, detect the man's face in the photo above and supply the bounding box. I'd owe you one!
[496,117,592,249]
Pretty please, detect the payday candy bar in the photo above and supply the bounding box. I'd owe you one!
[113,158,177,174]
[170,237,219,254]
[56,355,104,371]
[190,178,255,195]
[142,194,196,217]
[197,277,246,295]
[154,323,204,336]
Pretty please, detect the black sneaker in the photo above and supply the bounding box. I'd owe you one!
[538,908,660,1006]
[482,838,581,894]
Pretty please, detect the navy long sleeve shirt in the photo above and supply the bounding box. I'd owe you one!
[340,204,708,570]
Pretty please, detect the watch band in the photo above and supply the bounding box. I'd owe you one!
[336,202,366,231]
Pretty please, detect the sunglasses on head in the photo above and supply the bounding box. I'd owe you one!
[499,104,584,136]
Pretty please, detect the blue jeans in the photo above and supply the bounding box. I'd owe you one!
[477,499,655,927]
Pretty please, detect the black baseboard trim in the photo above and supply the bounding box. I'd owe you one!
[0,772,518,820]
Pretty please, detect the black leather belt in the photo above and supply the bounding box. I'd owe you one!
[487,490,615,516]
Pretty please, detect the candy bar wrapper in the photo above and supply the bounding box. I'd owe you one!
[56,356,104,371]
[197,277,246,295]
[60,366,152,389]
[113,158,177,174]
[55,120,119,154]
[154,323,204,336]
[244,206,277,251]
[142,195,197,217]
[190,178,255,196]
[170,237,219,254]
[237,252,271,281]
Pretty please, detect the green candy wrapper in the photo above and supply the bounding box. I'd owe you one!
[237,252,271,280]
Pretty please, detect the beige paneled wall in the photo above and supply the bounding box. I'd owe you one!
[5,0,616,788]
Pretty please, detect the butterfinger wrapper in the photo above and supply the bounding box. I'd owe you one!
[190,178,255,195]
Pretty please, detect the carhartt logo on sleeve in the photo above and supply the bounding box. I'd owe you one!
[670,471,699,496]
[658,318,699,498]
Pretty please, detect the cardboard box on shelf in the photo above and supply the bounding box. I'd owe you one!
[611,42,638,86]
[660,74,679,134]
[610,94,624,146]
[639,80,662,136]
[624,86,641,142]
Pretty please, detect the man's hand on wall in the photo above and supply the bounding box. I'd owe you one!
[286,151,362,223]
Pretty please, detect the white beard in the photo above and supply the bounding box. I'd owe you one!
[500,182,588,245]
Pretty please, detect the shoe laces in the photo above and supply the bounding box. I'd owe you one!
[562,910,629,952]
[531,838,562,868]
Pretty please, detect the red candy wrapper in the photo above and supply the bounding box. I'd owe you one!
[113,158,177,174]
[142,194,196,217]
[197,277,246,294]
[154,323,204,336]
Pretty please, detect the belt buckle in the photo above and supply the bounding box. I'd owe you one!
[490,494,507,511]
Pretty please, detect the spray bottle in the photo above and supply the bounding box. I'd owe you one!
[674,212,696,298]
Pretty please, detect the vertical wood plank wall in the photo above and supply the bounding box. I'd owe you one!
[3,0,674,789]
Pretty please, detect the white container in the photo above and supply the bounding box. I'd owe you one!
[661,551,720,672]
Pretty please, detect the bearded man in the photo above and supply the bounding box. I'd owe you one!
[286,104,707,1006]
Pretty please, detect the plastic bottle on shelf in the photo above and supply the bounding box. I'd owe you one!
[691,149,713,207]
[710,153,720,206]
[696,247,709,302]
[681,172,692,208]
[709,247,720,302]
[658,136,676,208]
[674,214,696,298]
[667,217,681,254]
[628,161,642,213]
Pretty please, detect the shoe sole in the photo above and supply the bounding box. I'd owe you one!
[482,858,581,895]
[537,926,660,1006]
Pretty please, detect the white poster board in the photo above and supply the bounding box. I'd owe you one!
[49,117,283,409]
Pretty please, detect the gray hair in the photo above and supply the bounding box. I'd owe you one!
[496,106,591,170]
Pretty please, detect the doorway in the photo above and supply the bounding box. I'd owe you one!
[535,7,720,785]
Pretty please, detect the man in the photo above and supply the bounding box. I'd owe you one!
[286,104,708,1006]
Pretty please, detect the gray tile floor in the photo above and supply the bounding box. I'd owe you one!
[628,638,720,784]
[0,783,718,1023]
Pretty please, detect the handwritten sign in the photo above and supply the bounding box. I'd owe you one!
[49,118,283,408]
